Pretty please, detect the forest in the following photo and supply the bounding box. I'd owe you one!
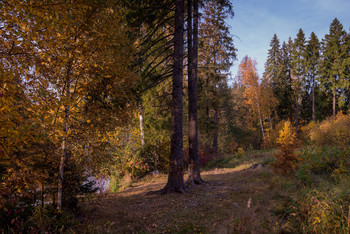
[1,0,350,232]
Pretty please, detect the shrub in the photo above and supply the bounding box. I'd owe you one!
[0,193,33,233]
[285,146,350,232]
[285,179,350,233]
[190,145,217,168]
[271,121,300,175]
[199,151,216,167]
[296,146,350,185]
[0,197,77,233]
[308,113,350,146]
[108,172,120,193]
[139,141,170,173]
[236,147,245,158]
[27,205,77,233]
[263,121,286,148]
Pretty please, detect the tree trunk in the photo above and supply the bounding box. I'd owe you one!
[41,183,44,209]
[333,84,336,116]
[295,93,300,130]
[255,91,265,141]
[139,98,145,147]
[158,0,185,194]
[312,75,315,121]
[212,104,219,153]
[257,103,265,141]
[58,89,70,210]
[269,114,273,130]
[57,61,72,210]
[186,0,203,186]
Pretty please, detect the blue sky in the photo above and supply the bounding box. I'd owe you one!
[227,0,350,80]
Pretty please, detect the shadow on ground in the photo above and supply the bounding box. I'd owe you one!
[80,166,285,233]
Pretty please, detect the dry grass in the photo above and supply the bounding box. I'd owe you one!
[78,157,295,233]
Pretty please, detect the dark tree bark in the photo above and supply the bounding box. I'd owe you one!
[157,0,186,194]
[312,76,315,121]
[295,92,300,131]
[186,0,204,186]
[212,104,218,154]
[333,79,336,116]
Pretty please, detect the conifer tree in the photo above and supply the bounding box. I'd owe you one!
[198,0,236,153]
[321,18,347,116]
[263,34,281,124]
[158,0,186,194]
[264,34,281,85]
[342,29,350,112]
[187,0,204,185]
[290,28,306,130]
[305,32,321,121]
[276,39,294,121]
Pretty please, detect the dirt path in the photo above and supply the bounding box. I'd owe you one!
[79,166,288,233]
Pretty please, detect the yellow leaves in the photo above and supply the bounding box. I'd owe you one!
[20,23,29,32]
[307,113,350,146]
[277,121,297,146]
[0,0,139,207]
[272,121,300,174]
[312,216,321,225]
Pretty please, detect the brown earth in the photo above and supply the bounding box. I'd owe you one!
[79,165,292,233]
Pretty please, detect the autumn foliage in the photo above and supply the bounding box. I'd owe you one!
[272,121,300,174]
[307,113,350,146]
[238,56,278,144]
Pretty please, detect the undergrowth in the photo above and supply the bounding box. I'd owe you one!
[277,145,350,233]
[204,148,276,170]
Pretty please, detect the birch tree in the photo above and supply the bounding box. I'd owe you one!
[238,56,265,141]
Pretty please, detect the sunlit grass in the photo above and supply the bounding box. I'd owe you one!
[79,149,295,232]
[79,147,350,233]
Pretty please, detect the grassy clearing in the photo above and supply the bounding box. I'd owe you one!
[204,148,277,170]
[78,149,299,233]
[78,147,350,233]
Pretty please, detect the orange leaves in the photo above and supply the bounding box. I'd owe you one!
[277,121,297,146]
[306,113,350,146]
[239,57,259,88]
[272,121,300,175]
[238,56,261,114]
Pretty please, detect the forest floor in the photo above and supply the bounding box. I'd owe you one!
[79,150,296,233]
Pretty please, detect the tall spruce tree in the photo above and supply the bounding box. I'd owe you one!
[264,34,281,84]
[275,39,294,122]
[321,18,347,116]
[187,0,204,185]
[263,34,281,122]
[342,28,350,112]
[158,0,186,194]
[305,32,321,121]
[198,0,236,153]
[290,28,306,129]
